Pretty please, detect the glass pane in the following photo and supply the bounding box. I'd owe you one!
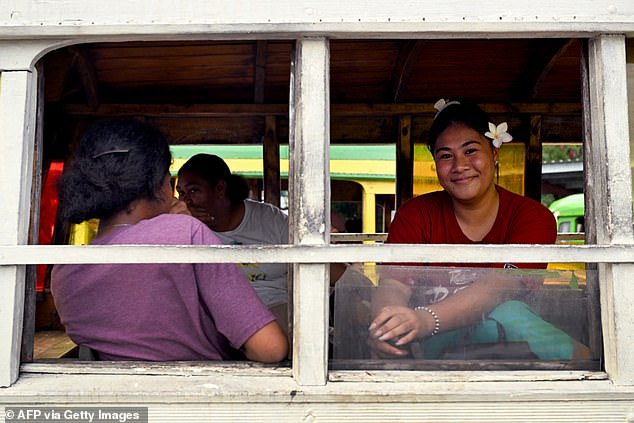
[332,264,600,369]
[558,221,571,232]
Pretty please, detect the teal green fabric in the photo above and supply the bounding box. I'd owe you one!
[420,300,574,360]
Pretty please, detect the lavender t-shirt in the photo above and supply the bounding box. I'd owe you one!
[51,213,275,361]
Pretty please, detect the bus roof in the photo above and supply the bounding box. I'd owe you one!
[548,193,584,217]
[170,144,396,181]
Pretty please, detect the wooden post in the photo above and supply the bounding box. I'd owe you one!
[396,115,413,209]
[586,35,634,385]
[525,115,543,201]
[21,62,46,363]
[263,115,281,207]
[288,38,330,385]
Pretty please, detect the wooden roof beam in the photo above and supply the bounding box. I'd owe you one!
[512,39,575,101]
[390,40,426,103]
[67,46,100,111]
[254,40,268,104]
[63,102,582,117]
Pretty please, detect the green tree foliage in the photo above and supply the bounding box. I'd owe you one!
[542,144,583,162]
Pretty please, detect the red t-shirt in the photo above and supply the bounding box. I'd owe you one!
[386,186,557,269]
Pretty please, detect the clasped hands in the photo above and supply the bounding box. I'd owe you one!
[170,199,217,227]
[169,197,190,215]
[368,305,433,358]
[170,198,213,226]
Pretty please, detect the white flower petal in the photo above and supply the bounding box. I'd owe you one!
[498,122,508,133]
[492,139,503,148]
[484,131,495,140]
[500,133,513,143]
[488,122,496,133]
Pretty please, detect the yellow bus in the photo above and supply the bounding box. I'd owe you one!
[68,142,528,244]
[170,143,527,233]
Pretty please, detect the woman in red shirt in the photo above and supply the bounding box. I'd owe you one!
[369,100,590,360]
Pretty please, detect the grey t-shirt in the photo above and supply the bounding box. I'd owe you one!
[215,200,289,307]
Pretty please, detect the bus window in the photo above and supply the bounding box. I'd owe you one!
[558,220,571,233]
[548,193,584,233]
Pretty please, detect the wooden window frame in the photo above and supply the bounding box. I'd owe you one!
[1,27,633,419]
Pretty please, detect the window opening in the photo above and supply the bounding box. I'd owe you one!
[326,38,598,371]
[24,37,602,376]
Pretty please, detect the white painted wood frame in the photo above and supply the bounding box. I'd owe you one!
[288,38,331,385]
[2,1,634,38]
[586,35,634,385]
[0,37,633,388]
[0,4,634,418]
[0,70,37,387]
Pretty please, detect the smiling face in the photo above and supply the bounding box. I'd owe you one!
[175,171,225,228]
[433,123,498,205]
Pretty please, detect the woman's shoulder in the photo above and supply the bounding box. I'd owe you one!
[494,186,557,243]
[497,186,556,230]
[245,199,288,221]
[146,213,206,229]
[497,186,551,215]
[240,200,288,242]
[124,214,222,245]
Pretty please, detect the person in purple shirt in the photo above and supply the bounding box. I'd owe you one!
[51,119,288,362]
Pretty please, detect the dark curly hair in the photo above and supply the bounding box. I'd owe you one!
[177,153,249,204]
[57,119,172,223]
[428,100,491,153]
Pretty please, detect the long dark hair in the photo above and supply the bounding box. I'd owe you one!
[428,100,491,152]
[178,153,249,204]
[57,119,172,223]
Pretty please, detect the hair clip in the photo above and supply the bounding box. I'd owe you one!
[433,98,461,119]
[92,149,130,159]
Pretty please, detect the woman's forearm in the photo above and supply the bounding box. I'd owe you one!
[371,278,413,316]
[419,276,523,334]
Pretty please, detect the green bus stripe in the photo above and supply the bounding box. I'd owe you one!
[170,144,395,161]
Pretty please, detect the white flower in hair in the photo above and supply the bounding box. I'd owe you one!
[485,122,513,148]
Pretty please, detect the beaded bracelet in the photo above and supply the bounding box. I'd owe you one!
[414,306,440,337]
